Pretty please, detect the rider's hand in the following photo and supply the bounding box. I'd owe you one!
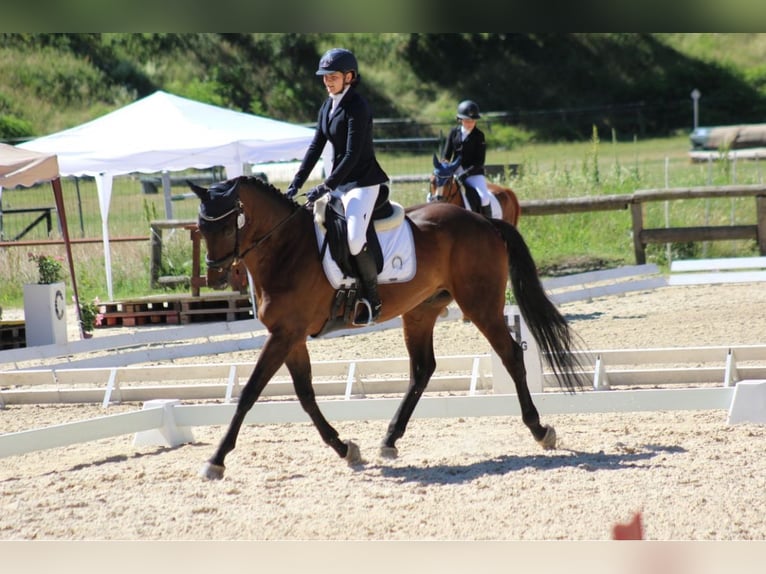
[457,172,468,185]
[285,184,299,199]
[307,183,331,203]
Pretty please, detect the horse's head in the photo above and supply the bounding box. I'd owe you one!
[190,178,243,290]
[427,153,462,204]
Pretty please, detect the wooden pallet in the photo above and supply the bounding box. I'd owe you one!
[0,320,26,350]
[97,293,253,328]
[98,299,181,328]
[179,293,253,324]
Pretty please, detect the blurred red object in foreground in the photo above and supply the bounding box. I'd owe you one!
[612,511,644,540]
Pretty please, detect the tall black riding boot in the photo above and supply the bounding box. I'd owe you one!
[480,204,493,218]
[352,245,382,326]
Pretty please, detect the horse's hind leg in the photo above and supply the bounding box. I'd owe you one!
[473,316,555,449]
[285,342,361,465]
[380,305,441,458]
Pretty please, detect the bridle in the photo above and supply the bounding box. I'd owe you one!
[428,173,461,204]
[199,200,301,273]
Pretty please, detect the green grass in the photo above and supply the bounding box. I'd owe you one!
[2,132,764,314]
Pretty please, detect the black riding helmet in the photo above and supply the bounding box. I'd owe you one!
[316,48,360,82]
[456,99,481,120]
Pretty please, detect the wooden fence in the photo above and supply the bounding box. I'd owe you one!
[520,184,766,264]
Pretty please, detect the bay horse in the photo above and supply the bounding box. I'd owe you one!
[190,176,585,480]
[427,154,521,226]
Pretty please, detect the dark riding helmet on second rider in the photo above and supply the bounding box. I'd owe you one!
[316,47,360,83]
[456,99,481,120]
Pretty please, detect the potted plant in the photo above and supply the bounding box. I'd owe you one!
[24,252,68,346]
[28,252,65,285]
[78,297,103,337]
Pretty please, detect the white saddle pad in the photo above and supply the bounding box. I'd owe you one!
[313,201,417,289]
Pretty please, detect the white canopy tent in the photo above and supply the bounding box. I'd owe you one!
[18,91,322,299]
[0,143,85,338]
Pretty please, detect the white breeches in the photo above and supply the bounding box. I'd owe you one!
[333,184,380,256]
[464,174,492,206]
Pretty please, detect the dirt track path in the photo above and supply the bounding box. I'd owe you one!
[1,282,765,540]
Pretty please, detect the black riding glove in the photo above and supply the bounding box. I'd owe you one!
[307,183,331,203]
[457,172,469,185]
[285,184,299,199]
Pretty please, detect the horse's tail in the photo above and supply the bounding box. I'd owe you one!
[492,219,587,393]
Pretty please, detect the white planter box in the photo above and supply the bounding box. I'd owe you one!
[23,282,68,347]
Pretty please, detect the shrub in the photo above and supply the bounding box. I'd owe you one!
[27,252,65,284]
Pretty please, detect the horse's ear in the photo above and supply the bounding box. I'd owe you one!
[432,153,441,169]
[188,181,209,202]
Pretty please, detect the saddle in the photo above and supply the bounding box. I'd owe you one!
[318,185,393,278]
[312,184,411,336]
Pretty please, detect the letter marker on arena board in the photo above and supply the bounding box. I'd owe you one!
[490,305,543,394]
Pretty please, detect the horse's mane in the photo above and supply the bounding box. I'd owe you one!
[238,175,299,208]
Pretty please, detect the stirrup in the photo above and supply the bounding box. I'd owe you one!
[352,298,381,326]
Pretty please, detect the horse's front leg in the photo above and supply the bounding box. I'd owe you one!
[199,333,294,480]
[285,342,361,465]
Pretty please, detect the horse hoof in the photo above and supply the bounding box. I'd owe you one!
[344,440,364,466]
[537,426,557,450]
[379,445,398,459]
[199,462,226,480]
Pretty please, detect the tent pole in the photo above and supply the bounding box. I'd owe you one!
[52,177,84,339]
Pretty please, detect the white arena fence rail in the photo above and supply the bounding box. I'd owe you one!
[1,381,759,460]
[3,345,764,408]
[0,354,494,407]
[3,265,766,458]
[2,343,766,458]
[0,266,662,372]
[542,264,666,305]
[0,306,466,371]
[668,256,766,286]
[541,345,766,390]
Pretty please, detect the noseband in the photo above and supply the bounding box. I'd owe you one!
[198,204,241,271]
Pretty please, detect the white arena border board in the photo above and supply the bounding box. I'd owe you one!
[0,306,467,371]
[0,385,748,459]
[2,343,765,458]
[669,256,766,286]
[0,265,664,372]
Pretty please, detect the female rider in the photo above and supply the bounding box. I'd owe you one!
[286,48,389,325]
[442,99,493,218]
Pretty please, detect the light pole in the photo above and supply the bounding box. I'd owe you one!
[691,89,701,129]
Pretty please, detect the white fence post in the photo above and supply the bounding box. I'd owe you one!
[225,365,239,402]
